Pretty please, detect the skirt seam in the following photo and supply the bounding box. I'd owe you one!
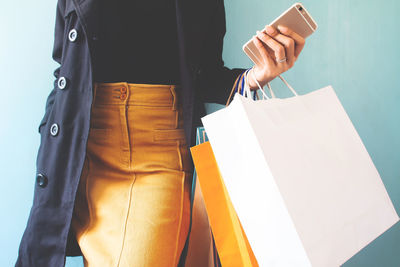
[116,173,137,267]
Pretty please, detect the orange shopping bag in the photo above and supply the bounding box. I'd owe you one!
[190,141,258,267]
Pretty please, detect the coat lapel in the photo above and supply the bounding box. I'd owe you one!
[71,0,100,42]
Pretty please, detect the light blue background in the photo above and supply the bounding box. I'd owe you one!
[2,0,398,266]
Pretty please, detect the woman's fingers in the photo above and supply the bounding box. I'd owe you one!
[265,25,295,67]
[256,30,286,66]
[252,35,275,69]
[277,25,305,58]
[248,25,307,88]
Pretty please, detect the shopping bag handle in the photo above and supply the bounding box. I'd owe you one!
[243,69,269,100]
[248,70,299,99]
[246,69,299,99]
[226,69,299,106]
[226,71,244,106]
[276,75,299,97]
[226,69,270,106]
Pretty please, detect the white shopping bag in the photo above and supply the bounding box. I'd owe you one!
[201,76,399,267]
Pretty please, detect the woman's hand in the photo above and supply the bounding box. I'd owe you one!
[246,25,305,90]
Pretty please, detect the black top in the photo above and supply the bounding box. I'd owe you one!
[92,0,180,85]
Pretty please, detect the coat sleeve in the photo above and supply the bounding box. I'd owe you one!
[196,0,247,105]
[38,0,65,133]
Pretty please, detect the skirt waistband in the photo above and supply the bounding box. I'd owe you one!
[93,82,181,109]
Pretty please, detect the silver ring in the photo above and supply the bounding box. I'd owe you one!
[277,57,287,63]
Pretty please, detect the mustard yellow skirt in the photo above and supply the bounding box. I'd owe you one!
[71,82,192,267]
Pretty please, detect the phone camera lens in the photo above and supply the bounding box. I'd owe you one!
[298,6,303,11]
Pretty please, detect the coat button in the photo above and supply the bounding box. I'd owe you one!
[36,173,48,188]
[68,29,78,42]
[50,123,59,136]
[58,77,67,89]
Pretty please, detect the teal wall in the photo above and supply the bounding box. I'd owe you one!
[2,0,398,266]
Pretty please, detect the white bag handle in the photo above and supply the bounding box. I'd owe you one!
[277,75,298,96]
[244,68,299,100]
[244,69,270,100]
[265,82,276,99]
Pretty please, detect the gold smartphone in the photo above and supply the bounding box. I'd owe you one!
[242,2,318,66]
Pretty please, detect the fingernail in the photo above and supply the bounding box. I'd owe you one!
[277,25,287,32]
[266,25,275,34]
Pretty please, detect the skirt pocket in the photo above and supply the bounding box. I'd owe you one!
[153,128,186,142]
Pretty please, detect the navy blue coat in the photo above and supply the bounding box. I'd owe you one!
[15,0,245,266]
